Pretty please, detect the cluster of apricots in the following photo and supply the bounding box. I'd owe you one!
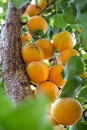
[20,0,83,128]
[22,0,52,17]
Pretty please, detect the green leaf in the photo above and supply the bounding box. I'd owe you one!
[78,86,87,99]
[82,79,87,86]
[63,3,76,24]
[0,81,5,96]
[81,29,87,51]
[75,0,87,11]
[69,120,87,130]
[1,95,52,130]
[20,16,28,23]
[60,56,84,98]
[76,10,87,24]
[81,118,87,125]
[59,76,82,98]
[0,95,16,121]
[64,56,84,80]
[50,13,67,29]
[75,0,87,24]
[11,0,29,9]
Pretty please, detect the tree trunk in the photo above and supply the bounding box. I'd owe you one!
[1,0,32,103]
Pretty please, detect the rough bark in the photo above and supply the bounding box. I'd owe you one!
[1,0,32,103]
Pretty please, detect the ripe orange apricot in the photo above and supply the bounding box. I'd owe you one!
[53,31,74,52]
[20,33,31,43]
[26,61,49,84]
[37,81,61,102]
[38,0,52,10]
[57,48,80,65]
[21,43,44,63]
[51,98,83,126]
[49,65,66,87]
[26,4,42,17]
[27,16,48,34]
[36,38,54,59]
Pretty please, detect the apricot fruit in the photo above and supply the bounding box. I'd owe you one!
[51,98,83,126]
[27,16,48,34]
[26,61,49,84]
[26,4,42,17]
[57,48,79,65]
[37,81,61,102]
[21,43,44,63]
[36,38,54,59]
[49,65,66,87]
[53,31,73,52]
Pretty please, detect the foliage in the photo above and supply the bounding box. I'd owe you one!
[0,0,7,32]
[0,95,52,130]
[11,0,29,9]
[69,120,87,130]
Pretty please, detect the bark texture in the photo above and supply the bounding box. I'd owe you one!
[1,0,32,103]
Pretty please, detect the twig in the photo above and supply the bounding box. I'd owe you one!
[82,109,87,117]
[38,0,58,15]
